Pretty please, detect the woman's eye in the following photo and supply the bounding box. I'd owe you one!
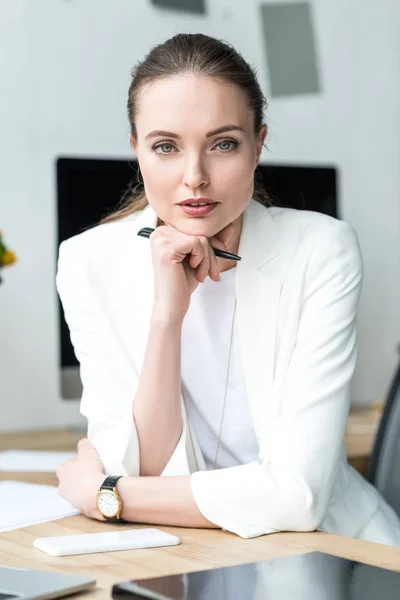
[152,139,240,155]
[153,143,174,155]
[215,140,240,152]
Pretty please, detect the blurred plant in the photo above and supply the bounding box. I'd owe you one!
[0,230,17,284]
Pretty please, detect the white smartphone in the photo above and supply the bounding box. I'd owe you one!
[33,528,180,557]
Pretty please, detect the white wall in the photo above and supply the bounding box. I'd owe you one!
[1,0,400,432]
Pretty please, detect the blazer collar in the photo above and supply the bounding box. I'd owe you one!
[239,198,279,269]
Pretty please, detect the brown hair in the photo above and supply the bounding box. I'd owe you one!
[101,33,270,226]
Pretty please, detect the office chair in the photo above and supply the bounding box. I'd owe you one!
[368,351,400,517]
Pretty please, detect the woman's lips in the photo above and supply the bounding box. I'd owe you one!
[179,204,217,216]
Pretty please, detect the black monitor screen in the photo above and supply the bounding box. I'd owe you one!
[255,163,337,217]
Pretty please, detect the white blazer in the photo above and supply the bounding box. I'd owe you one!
[56,199,400,543]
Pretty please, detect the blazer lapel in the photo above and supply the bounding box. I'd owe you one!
[236,200,282,445]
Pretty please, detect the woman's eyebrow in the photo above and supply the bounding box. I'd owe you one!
[144,124,245,140]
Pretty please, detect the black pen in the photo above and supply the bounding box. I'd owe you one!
[137,227,242,261]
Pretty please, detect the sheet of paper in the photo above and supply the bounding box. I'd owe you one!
[0,450,76,472]
[0,480,80,532]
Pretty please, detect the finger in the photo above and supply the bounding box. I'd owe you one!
[195,237,212,282]
[56,457,75,481]
[78,438,99,456]
[150,227,189,263]
[56,459,68,478]
[208,242,221,282]
[77,438,91,453]
[188,237,206,270]
[208,235,229,254]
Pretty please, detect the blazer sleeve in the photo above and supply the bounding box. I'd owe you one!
[56,239,190,478]
[190,221,363,538]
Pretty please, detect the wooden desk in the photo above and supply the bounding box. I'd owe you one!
[344,404,382,476]
[2,410,399,600]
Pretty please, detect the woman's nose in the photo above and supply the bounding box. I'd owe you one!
[182,157,209,189]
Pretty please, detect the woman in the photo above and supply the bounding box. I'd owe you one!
[56,33,400,544]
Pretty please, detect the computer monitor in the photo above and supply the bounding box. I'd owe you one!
[56,157,338,399]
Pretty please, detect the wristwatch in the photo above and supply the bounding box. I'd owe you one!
[96,475,124,522]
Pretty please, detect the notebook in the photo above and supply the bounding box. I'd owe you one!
[0,481,79,532]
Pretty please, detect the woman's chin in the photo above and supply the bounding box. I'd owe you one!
[158,216,220,238]
[177,223,219,238]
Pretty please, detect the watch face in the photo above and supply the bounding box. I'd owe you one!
[97,490,119,518]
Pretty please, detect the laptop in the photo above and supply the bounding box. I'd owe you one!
[0,565,95,599]
[112,551,400,599]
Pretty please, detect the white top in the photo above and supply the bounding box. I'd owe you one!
[181,267,259,470]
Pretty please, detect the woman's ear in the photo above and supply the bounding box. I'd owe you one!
[255,124,267,165]
[130,133,138,153]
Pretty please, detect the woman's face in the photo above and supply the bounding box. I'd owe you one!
[131,74,266,239]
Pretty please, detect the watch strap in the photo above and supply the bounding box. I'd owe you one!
[100,475,123,491]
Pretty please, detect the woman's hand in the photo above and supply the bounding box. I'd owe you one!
[56,438,106,520]
[150,221,235,323]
